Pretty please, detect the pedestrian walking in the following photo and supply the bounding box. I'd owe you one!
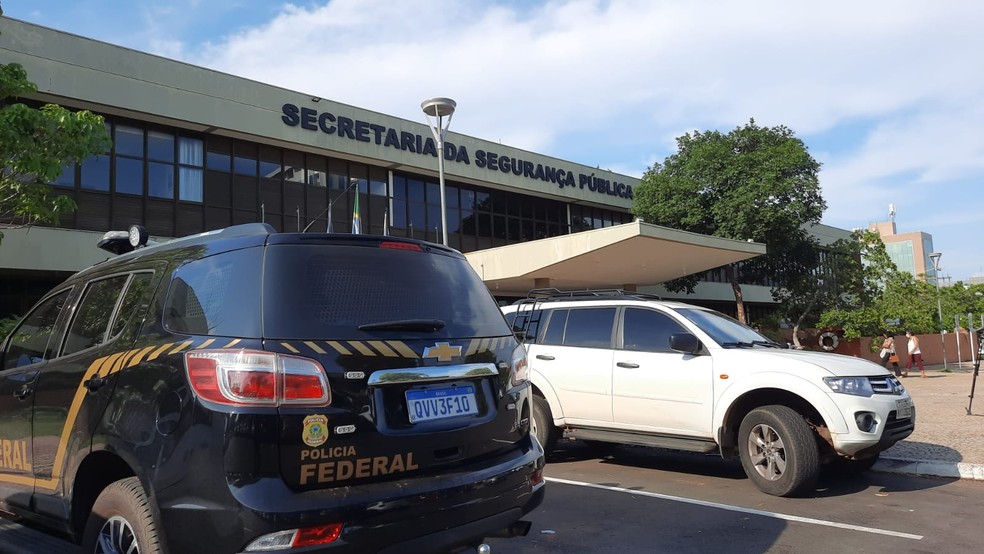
[879,331,901,376]
[904,330,926,378]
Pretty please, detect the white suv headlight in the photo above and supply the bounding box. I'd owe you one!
[823,376,874,397]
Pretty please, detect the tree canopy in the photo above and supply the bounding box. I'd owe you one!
[1,6,110,244]
[632,119,826,322]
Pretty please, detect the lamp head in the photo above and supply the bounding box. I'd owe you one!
[421,97,456,117]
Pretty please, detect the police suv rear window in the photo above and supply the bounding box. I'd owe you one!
[164,248,262,337]
[262,244,510,340]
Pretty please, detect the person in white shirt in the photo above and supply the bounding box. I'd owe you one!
[905,330,926,378]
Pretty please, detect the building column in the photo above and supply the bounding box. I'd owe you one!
[622,284,637,292]
[534,278,551,289]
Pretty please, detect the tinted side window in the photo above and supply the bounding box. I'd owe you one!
[540,309,568,346]
[506,308,542,342]
[622,307,687,353]
[63,276,129,356]
[164,248,262,337]
[110,272,155,337]
[563,308,616,348]
[3,290,71,369]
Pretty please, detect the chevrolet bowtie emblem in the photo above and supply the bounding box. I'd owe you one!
[422,342,462,362]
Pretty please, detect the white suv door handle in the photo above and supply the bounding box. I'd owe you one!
[616,362,639,368]
[535,354,555,361]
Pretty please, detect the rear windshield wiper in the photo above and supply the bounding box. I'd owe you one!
[358,319,446,332]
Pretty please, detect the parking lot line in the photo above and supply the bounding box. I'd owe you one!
[546,477,924,541]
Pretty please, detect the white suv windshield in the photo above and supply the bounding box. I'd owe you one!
[675,307,776,347]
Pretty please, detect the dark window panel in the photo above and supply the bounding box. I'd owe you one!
[284,181,305,218]
[408,179,425,203]
[259,145,281,179]
[146,199,174,236]
[75,192,110,231]
[369,166,387,196]
[328,158,348,191]
[176,204,204,236]
[259,179,282,214]
[204,171,232,207]
[232,174,258,211]
[307,155,327,187]
[206,152,231,172]
[52,163,75,188]
[112,196,143,229]
[233,209,257,226]
[233,156,258,176]
[284,150,305,183]
[205,206,232,230]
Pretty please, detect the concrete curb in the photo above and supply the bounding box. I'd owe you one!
[875,457,984,481]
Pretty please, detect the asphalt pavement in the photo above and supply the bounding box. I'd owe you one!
[875,363,984,481]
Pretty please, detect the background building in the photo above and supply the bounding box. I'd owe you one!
[868,220,939,283]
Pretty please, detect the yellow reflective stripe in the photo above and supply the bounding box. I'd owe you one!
[46,360,106,485]
[97,352,125,377]
[127,346,157,367]
[347,341,375,356]
[147,343,175,361]
[169,340,194,355]
[110,350,139,375]
[386,341,418,358]
[222,338,242,349]
[477,338,490,353]
[367,341,398,357]
[304,341,326,354]
[325,341,352,355]
[281,342,300,354]
[195,338,217,350]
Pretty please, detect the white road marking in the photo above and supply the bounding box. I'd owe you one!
[546,477,924,541]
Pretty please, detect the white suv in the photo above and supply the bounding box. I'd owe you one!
[501,290,915,497]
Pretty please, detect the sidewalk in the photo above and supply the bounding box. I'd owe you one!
[874,363,984,481]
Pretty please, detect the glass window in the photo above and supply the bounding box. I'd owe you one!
[62,276,129,356]
[148,161,174,199]
[540,309,568,346]
[115,157,143,195]
[179,137,204,166]
[262,243,511,340]
[52,163,75,188]
[179,167,203,202]
[307,155,327,187]
[164,248,263,337]
[563,308,616,348]
[3,289,71,369]
[110,273,154,337]
[622,308,688,353]
[408,179,425,202]
[115,125,144,157]
[233,156,257,176]
[284,151,305,183]
[81,155,110,191]
[147,130,174,162]
[206,152,231,172]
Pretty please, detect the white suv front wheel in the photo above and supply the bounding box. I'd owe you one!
[738,405,820,497]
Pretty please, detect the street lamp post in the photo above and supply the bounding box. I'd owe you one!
[929,252,947,369]
[421,97,456,246]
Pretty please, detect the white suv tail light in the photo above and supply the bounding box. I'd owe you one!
[185,349,331,407]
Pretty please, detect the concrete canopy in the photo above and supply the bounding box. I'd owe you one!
[465,220,767,296]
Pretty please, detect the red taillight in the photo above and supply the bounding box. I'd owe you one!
[510,344,529,386]
[529,468,544,488]
[293,523,343,547]
[379,241,422,251]
[184,349,331,407]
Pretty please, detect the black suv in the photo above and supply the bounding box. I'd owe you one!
[0,224,544,553]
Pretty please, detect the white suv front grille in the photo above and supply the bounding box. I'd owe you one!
[869,375,905,395]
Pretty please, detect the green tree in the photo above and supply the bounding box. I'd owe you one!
[0,5,110,244]
[633,119,825,323]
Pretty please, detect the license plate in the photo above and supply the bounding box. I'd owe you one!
[896,398,913,419]
[406,385,478,423]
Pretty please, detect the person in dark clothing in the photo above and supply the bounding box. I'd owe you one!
[879,331,901,376]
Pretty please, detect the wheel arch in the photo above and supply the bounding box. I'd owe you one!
[530,370,564,424]
[71,450,138,539]
[715,378,846,459]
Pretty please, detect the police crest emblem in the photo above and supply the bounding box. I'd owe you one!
[302,415,329,447]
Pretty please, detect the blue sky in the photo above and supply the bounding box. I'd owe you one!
[6,0,984,281]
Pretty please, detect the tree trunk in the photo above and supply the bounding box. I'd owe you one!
[724,265,747,324]
[791,293,819,349]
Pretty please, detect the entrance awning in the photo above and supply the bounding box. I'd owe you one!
[464,220,766,296]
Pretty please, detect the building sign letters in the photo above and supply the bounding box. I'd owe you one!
[281,103,633,200]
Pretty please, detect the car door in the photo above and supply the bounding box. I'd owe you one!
[529,307,616,424]
[611,306,714,437]
[0,288,72,511]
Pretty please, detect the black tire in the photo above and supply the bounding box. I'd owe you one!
[531,395,558,453]
[738,405,819,497]
[82,477,164,554]
[825,453,880,476]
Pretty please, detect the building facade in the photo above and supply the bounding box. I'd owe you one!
[869,221,937,282]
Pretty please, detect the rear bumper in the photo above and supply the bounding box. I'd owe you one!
[158,436,545,554]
